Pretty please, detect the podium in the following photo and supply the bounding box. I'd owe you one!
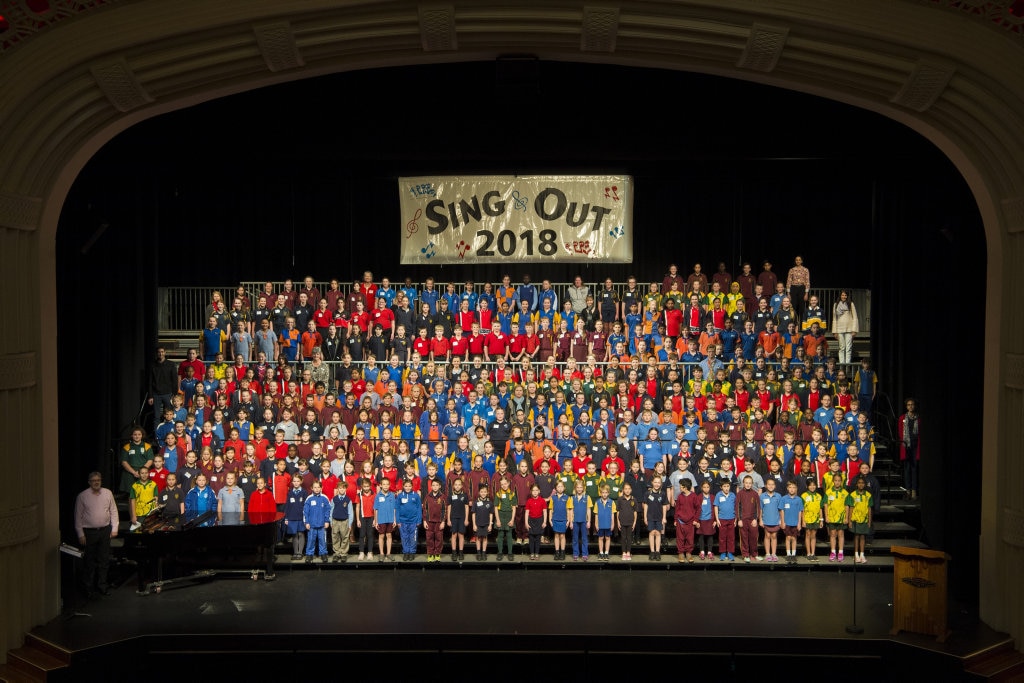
[890,546,951,642]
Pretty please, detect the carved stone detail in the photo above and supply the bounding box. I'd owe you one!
[1004,508,1024,548]
[0,192,41,232]
[0,353,36,390]
[736,24,789,73]
[581,6,619,53]
[891,60,955,112]
[254,22,305,73]
[419,5,457,52]
[1006,353,1024,389]
[91,58,154,113]
[0,505,39,549]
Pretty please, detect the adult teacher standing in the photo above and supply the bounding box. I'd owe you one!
[74,472,119,597]
[786,255,810,317]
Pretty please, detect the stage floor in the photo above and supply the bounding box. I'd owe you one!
[30,566,1012,681]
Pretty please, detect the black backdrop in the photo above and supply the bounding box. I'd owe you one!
[57,61,984,598]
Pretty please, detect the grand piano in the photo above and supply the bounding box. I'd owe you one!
[122,507,283,594]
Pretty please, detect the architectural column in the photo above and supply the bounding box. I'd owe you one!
[0,192,55,658]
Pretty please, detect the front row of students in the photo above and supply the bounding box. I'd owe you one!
[269,465,873,564]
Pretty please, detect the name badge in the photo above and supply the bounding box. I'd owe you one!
[451,495,458,501]
[719,496,727,503]
[401,498,408,504]
[311,500,317,507]
[784,503,790,509]
[290,497,296,503]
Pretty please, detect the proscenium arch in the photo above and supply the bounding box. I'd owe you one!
[0,0,1021,656]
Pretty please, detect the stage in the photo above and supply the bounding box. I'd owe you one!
[10,563,1015,682]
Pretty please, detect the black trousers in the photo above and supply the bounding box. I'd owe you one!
[82,526,112,591]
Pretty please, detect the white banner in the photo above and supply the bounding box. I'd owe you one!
[399,175,633,264]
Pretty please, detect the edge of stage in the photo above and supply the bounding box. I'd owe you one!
[23,563,1012,682]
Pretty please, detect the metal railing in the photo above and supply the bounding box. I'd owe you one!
[159,282,870,338]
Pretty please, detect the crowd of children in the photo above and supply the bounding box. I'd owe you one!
[128,263,885,563]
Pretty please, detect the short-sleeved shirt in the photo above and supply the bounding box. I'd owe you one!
[781,494,804,526]
[130,480,158,518]
[644,488,668,518]
[473,498,494,527]
[846,491,872,523]
[760,491,783,526]
[714,491,736,520]
[217,486,245,513]
[594,498,616,529]
[825,489,848,524]
[373,491,397,524]
[801,490,823,524]
[448,491,468,521]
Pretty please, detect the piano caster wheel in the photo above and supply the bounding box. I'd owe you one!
[154,586,162,594]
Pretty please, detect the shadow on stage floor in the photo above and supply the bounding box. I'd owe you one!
[20,564,1012,682]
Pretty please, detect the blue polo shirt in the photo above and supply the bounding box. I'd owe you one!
[373,491,397,524]
[760,491,783,526]
[714,491,736,520]
[594,498,615,530]
[781,494,804,526]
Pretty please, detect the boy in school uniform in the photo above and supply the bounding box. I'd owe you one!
[780,480,804,563]
[471,484,495,561]
[593,484,617,561]
[283,473,308,560]
[303,480,331,563]
[396,478,422,561]
[373,477,398,562]
[713,480,737,561]
[330,481,353,562]
[423,478,447,562]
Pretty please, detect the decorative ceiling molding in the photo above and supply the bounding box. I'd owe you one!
[0,192,41,232]
[581,6,619,53]
[254,21,304,72]
[736,23,788,72]
[91,57,154,112]
[890,59,954,112]
[419,5,456,52]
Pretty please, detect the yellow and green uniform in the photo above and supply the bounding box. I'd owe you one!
[846,490,872,523]
[600,473,625,500]
[824,489,848,525]
[130,479,158,519]
[555,471,575,493]
[801,490,823,525]
[583,473,602,506]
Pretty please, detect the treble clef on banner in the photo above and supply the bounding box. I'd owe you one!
[406,208,422,238]
[511,190,528,212]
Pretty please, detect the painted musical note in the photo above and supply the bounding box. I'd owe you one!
[420,241,436,259]
[456,240,470,259]
[511,190,528,212]
[609,225,625,238]
[406,208,422,238]
[604,186,620,200]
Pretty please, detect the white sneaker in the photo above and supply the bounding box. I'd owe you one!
[357,552,365,560]
[129,521,141,531]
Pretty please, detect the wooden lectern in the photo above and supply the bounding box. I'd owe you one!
[890,546,951,642]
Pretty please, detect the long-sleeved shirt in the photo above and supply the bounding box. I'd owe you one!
[74,487,118,536]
